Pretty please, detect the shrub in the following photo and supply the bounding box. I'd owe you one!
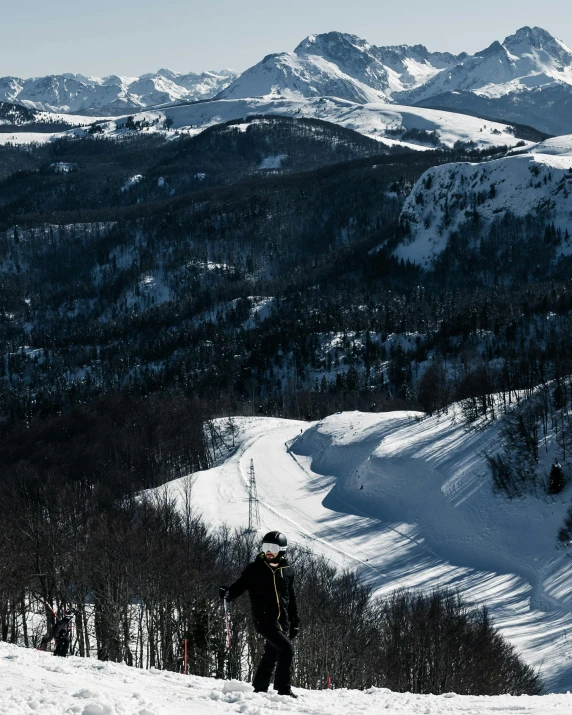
[558,504,572,545]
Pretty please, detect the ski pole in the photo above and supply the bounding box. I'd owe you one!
[44,601,58,619]
[223,598,232,649]
[223,597,234,680]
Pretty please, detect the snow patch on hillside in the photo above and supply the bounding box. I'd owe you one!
[121,174,143,192]
[259,154,287,169]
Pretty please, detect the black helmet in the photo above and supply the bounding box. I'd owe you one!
[262,531,287,552]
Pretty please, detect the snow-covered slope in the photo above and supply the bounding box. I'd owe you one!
[0,102,97,128]
[218,31,462,103]
[1,96,528,151]
[16,97,520,153]
[155,407,572,692]
[394,134,572,265]
[2,641,572,714]
[0,68,238,114]
[161,97,529,150]
[216,50,387,104]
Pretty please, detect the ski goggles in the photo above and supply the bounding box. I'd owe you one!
[262,542,285,553]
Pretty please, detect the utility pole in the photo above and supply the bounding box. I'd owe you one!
[248,459,261,532]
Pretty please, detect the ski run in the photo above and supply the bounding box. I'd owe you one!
[154,408,572,695]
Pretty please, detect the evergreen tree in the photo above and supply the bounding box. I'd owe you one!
[549,461,565,495]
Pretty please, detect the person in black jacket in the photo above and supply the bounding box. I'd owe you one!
[53,609,75,657]
[220,531,299,698]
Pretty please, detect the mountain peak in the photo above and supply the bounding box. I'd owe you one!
[501,26,572,68]
[507,25,555,44]
[294,31,368,56]
[156,68,180,80]
[476,40,506,58]
[503,26,571,55]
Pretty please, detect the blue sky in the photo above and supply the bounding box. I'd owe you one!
[3,0,572,77]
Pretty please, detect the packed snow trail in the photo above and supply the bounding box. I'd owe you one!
[162,412,572,691]
[2,642,572,715]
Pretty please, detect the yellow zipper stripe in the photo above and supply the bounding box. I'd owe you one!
[265,562,282,621]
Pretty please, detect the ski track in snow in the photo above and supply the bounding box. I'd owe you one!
[158,412,572,692]
[2,641,572,714]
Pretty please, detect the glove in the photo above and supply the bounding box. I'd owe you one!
[289,626,299,640]
[219,586,230,600]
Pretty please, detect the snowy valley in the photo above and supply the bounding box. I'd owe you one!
[155,407,572,693]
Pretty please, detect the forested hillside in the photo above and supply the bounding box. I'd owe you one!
[0,116,571,476]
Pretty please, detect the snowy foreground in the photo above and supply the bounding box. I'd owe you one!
[157,410,572,692]
[1,641,571,715]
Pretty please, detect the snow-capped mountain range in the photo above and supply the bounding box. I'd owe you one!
[0,68,237,115]
[4,26,572,133]
[402,27,572,135]
[401,26,572,103]
[217,27,572,135]
[218,32,465,104]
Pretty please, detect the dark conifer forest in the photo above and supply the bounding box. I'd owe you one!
[0,116,569,429]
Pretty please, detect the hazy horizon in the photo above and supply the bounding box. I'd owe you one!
[2,0,571,78]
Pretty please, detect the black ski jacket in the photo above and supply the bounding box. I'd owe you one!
[227,553,299,632]
[53,616,73,640]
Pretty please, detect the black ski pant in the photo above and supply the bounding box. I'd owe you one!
[54,636,69,657]
[252,623,293,693]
